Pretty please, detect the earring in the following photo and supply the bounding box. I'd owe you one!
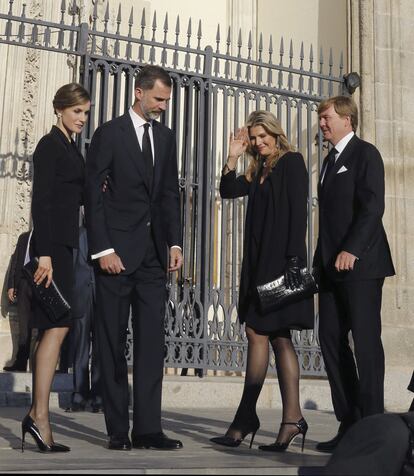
[57,113,62,118]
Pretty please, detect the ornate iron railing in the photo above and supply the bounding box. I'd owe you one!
[0,0,357,376]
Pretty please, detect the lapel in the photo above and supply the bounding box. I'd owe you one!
[319,135,359,195]
[119,113,150,194]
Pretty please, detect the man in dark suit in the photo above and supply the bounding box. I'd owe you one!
[4,231,33,372]
[66,225,102,413]
[85,65,183,451]
[313,96,395,452]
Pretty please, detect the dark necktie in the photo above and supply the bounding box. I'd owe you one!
[142,122,154,190]
[322,147,337,186]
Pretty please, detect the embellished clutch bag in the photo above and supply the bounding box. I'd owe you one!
[256,268,318,314]
[23,257,71,322]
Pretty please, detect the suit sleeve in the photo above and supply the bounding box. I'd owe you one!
[161,135,182,248]
[220,170,250,198]
[342,146,385,258]
[7,240,19,289]
[31,137,58,256]
[285,153,309,261]
[85,125,114,255]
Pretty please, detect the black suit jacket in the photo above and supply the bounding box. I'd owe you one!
[31,126,85,255]
[313,135,395,281]
[7,231,30,290]
[85,113,181,273]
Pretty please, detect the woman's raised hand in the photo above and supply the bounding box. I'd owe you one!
[228,127,249,161]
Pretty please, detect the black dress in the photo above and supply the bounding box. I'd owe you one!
[31,126,85,329]
[220,151,314,333]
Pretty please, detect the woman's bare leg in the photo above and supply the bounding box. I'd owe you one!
[29,327,70,445]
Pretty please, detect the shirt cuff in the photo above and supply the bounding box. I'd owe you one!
[91,248,115,260]
[170,245,182,251]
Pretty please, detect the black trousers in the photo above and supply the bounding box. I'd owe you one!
[69,293,101,405]
[16,278,33,352]
[95,236,166,438]
[318,276,385,424]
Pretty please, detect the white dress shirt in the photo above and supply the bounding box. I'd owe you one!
[321,131,354,184]
[91,107,181,260]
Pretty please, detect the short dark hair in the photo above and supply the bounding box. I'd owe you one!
[53,83,90,113]
[134,65,172,90]
[318,96,359,132]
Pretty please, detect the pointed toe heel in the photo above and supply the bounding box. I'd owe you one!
[21,415,69,453]
[210,416,260,449]
[259,418,308,453]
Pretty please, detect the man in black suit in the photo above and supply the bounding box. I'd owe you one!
[85,65,183,451]
[4,231,33,372]
[66,225,102,413]
[313,96,395,452]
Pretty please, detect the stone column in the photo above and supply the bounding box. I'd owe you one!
[350,0,414,409]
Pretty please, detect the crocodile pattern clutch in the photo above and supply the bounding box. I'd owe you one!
[23,257,71,322]
[256,268,318,314]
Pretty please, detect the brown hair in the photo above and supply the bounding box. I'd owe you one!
[245,110,294,182]
[134,65,172,90]
[317,96,358,132]
[53,83,90,113]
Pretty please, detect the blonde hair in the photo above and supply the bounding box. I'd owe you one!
[245,110,294,182]
[317,96,358,132]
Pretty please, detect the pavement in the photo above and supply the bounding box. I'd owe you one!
[0,405,336,474]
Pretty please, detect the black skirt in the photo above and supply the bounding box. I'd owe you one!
[30,242,74,330]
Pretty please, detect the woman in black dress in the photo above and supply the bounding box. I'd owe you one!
[211,111,314,452]
[22,83,90,452]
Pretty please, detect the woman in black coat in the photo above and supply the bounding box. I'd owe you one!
[211,111,314,452]
[22,83,90,453]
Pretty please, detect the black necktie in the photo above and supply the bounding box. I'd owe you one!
[142,123,154,190]
[322,147,337,186]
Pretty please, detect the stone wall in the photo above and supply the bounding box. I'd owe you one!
[350,0,414,405]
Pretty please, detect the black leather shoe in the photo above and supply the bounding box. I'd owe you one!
[108,436,131,451]
[91,403,103,413]
[315,423,350,453]
[132,432,183,450]
[65,401,86,413]
[3,361,27,372]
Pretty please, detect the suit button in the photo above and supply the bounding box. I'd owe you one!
[146,221,151,227]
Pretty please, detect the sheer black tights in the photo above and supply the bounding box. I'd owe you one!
[226,326,303,443]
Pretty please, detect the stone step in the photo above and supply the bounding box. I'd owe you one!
[0,370,411,411]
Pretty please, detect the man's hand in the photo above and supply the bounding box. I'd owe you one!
[335,251,357,272]
[169,248,183,272]
[7,288,16,303]
[34,256,53,288]
[99,252,126,274]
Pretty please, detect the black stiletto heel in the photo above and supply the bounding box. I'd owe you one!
[258,417,308,453]
[21,415,70,453]
[210,415,260,449]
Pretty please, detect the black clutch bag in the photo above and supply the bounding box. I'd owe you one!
[23,257,71,322]
[256,268,318,314]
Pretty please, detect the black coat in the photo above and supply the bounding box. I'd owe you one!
[220,151,314,328]
[85,113,181,273]
[31,126,85,255]
[7,231,30,290]
[313,135,395,281]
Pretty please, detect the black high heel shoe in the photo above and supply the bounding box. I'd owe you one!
[21,415,70,453]
[210,415,260,449]
[259,417,308,452]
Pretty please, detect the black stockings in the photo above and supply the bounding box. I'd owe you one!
[226,326,303,443]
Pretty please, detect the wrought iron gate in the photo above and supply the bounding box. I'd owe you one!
[0,0,357,376]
